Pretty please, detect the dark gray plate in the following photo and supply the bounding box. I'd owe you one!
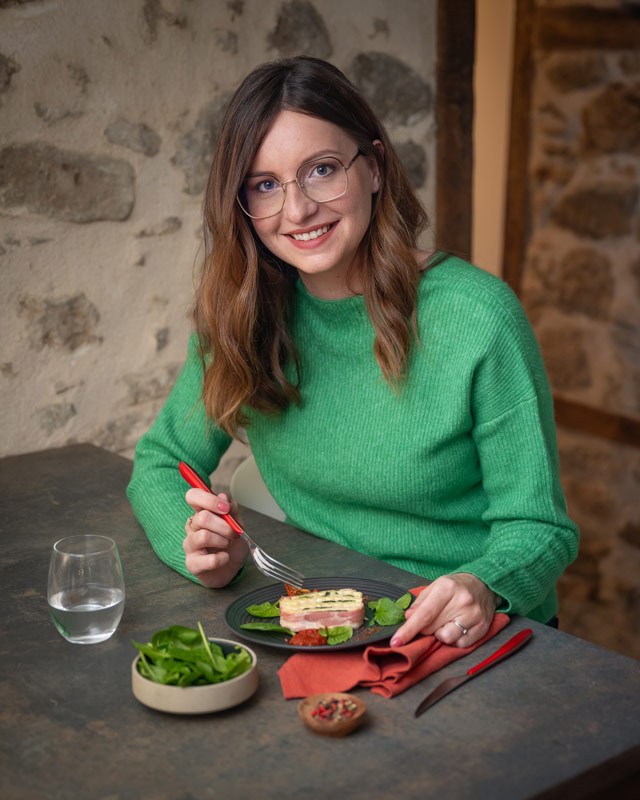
[224,577,412,652]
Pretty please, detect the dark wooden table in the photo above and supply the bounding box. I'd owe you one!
[1,444,638,800]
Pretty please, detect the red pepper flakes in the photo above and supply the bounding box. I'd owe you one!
[310,697,358,722]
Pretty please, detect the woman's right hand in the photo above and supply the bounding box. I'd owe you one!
[183,488,249,588]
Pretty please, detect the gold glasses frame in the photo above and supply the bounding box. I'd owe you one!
[237,151,363,220]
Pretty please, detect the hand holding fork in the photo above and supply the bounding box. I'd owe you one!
[180,462,305,589]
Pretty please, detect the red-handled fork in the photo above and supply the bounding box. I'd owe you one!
[179,461,305,588]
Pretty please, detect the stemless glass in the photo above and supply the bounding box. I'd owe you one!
[47,535,125,644]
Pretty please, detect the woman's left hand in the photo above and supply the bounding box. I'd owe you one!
[389,573,498,648]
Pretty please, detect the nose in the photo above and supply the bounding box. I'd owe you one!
[282,179,318,222]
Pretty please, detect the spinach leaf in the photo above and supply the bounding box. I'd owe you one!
[240,622,293,634]
[319,626,354,645]
[368,594,412,626]
[395,592,412,610]
[132,623,251,686]
[246,600,280,618]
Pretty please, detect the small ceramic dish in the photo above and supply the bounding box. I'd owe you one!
[298,692,366,737]
[131,638,258,714]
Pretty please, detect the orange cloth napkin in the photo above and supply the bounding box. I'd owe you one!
[278,586,510,699]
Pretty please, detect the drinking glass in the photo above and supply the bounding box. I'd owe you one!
[47,535,125,644]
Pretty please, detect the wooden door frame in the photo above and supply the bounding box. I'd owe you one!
[435,0,475,260]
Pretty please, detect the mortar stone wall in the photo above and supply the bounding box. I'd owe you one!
[0,0,437,494]
[520,0,640,659]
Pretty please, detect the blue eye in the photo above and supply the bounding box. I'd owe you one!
[310,162,335,179]
[256,178,278,194]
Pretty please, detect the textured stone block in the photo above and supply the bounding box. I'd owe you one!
[104,117,161,157]
[551,177,638,239]
[38,403,77,435]
[0,143,135,222]
[268,1,332,59]
[582,82,640,154]
[545,53,607,93]
[395,140,428,188]
[19,293,101,352]
[350,52,432,126]
[171,92,232,195]
[0,53,20,94]
[538,326,592,391]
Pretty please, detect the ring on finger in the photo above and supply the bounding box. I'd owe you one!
[188,516,195,530]
[453,620,468,636]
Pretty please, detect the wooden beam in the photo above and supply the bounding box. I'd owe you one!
[534,7,640,50]
[435,0,474,260]
[501,0,534,297]
[554,397,640,448]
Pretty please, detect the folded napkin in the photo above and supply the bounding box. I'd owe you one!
[278,587,510,699]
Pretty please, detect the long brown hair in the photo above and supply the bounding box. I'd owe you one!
[195,56,429,437]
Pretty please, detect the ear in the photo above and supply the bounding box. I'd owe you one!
[368,139,384,193]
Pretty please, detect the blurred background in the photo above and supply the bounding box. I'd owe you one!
[1,0,638,659]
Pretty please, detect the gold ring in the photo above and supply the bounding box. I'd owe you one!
[188,516,194,528]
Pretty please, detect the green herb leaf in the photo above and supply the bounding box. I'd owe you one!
[319,626,354,645]
[368,595,411,626]
[132,623,252,686]
[240,622,293,634]
[246,601,280,618]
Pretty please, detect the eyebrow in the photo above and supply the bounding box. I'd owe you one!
[245,148,344,179]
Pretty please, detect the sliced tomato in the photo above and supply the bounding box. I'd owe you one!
[284,583,310,596]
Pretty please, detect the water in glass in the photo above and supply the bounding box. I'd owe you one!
[48,535,125,644]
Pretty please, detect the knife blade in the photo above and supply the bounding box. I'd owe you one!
[414,627,533,717]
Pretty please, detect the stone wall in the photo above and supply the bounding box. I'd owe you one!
[0,0,436,489]
[518,0,640,659]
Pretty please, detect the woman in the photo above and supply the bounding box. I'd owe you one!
[127,56,579,648]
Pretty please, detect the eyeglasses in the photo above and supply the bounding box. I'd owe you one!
[237,151,362,219]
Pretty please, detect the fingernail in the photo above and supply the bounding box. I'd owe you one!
[217,501,230,512]
[390,636,403,647]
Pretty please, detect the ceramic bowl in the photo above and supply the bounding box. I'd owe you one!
[131,638,258,714]
[298,692,366,737]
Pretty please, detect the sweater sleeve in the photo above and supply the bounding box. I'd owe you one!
[453,285,579,618]
[126,333,233,581]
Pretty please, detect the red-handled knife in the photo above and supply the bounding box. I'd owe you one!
[414,628,533,717]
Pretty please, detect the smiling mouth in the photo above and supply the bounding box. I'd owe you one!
[289,223,334,242]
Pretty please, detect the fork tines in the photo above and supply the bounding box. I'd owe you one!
[253,547,305,589]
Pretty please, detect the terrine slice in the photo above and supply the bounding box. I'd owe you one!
[279,588,365,632]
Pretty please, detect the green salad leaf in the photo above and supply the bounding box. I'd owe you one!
[319,625,354,645]
[240,622,294,634]
[246,600,280,618]
[368,593,412,626]
[132,623,251,686]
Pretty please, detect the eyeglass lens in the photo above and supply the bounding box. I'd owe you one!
[239,157,348,218]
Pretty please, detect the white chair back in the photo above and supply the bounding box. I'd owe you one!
[230,455,286,522]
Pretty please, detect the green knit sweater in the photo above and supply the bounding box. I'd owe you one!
[127,256,579,623]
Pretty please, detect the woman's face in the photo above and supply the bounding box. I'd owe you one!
[246,110,381,299]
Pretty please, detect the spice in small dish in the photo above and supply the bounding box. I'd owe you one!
[298,692,366,737]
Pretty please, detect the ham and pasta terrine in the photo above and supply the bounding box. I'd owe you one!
[279,589,365,632]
